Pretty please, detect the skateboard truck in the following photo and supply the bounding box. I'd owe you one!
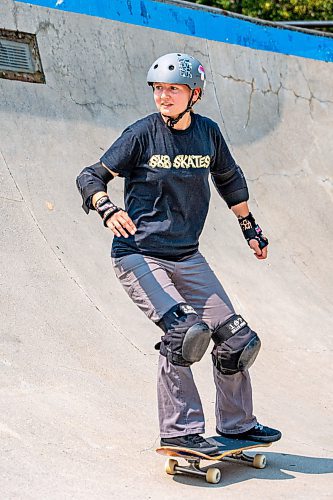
[165,456,222,483]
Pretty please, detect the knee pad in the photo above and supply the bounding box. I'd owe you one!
[156,303,212,367]
[211,314,261,375]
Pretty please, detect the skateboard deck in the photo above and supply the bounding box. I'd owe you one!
[156,435,272,484]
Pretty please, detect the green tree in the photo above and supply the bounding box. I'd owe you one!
[194,0,333,22]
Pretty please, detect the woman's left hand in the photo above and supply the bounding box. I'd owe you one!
[249,238,268,260]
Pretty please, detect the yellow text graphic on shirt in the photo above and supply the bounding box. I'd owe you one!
[148,155,211,169]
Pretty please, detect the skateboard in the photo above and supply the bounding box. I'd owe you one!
[156,435,272,484]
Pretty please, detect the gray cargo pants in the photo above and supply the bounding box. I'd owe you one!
[112,251,257,438]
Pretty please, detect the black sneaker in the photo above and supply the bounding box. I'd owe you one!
[216,423,282,443]
[160,433,219,456]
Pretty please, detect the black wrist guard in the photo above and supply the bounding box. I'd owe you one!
[238,212,268,250]
[95,196,120,227]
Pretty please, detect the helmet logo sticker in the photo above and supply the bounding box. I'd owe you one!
[198,65,206,81]
[178,58,193,79]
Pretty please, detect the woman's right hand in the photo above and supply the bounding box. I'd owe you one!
[105,210,137,238]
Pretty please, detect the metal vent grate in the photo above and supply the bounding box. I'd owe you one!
[0,39,35,73]
[0,29,45,84]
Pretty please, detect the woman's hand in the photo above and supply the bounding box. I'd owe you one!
[249,238,268,260]
[105,210,137,238]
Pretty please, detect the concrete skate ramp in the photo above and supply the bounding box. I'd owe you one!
[1,0,333,497]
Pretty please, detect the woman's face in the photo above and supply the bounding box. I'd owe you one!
[153,83,197,117]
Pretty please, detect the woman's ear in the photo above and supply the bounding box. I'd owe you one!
[192,88,201,104]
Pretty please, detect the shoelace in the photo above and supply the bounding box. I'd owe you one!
[254,423,264,431]
[187,434,205,444]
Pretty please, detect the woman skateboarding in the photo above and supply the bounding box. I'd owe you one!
[76,53,281,456]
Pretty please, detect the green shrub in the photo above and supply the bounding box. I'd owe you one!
[194,0,333,21]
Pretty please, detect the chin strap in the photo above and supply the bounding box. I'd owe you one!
[163,90,199,128]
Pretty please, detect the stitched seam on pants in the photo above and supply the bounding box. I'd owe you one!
[174,366,189,428]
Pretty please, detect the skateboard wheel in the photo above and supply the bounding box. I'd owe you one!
[253,454,266,469]
[165,458,178,475]
[206,467,221,484]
